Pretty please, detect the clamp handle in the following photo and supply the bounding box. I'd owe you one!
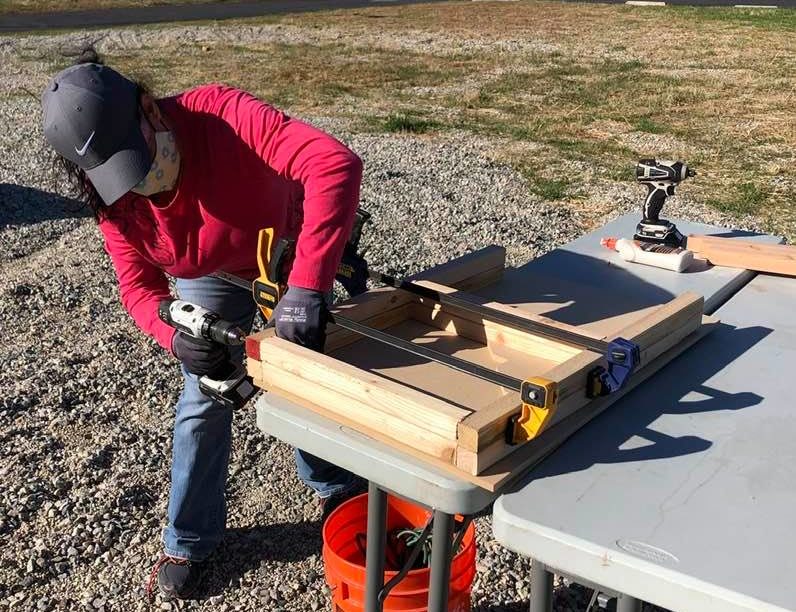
[254,228,294,322]
[506,378,559,445]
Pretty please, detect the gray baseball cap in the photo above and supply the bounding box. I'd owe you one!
[42,63,152,206]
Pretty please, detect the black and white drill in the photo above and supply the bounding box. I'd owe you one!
[634,159,696,247]
[158,299,256,408]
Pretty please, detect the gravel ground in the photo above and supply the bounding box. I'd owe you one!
[0,22,768,612]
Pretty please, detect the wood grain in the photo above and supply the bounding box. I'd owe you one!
[688,235,796,276]
[455,293,705,473]
[253,317,716,491]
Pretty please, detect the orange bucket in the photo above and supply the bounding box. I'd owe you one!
[322,493,476,612]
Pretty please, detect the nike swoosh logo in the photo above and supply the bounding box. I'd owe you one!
[74,131,95,156]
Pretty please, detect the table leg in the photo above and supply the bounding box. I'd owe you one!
[428,510,455,612]
[616,594,642,612]
[365,482,388,612]
[530,559,553,612]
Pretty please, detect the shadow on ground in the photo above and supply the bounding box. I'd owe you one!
[196,520,323,598]
[0,183,91,262]
[0,183,88,226]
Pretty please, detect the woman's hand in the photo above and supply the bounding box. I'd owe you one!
[270,286,328,352]
[172,332,229,376]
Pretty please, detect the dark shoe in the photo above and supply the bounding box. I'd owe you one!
[146,554,204,601]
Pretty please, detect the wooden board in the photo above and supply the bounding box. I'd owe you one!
[454,292,704,474]
[688,234,796,276]
[251,315,717,492]
[247,246,713,480]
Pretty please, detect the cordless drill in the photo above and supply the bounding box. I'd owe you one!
[634,159,696,247]
[158,299,257,408]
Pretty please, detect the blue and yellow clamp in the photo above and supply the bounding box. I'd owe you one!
[507,338,640,445]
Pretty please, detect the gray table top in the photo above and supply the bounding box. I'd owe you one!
[494,273,796,612]
[256,213,779,518]
[485,213,780,317]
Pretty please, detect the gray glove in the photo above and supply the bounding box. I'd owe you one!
[270,286,328,352]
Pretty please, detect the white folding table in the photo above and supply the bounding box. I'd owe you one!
[255,214,780,611]
[493,272,796,612]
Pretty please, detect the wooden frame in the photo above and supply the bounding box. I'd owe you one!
[247,246,710,483]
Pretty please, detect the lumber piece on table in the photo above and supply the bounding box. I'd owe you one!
[409,301,582,364]
[455,292,705,474]
[324,245,506,352]
[251,376,463,464]
[250,368,459,462]
[688,235,795,276]
[253,317,718,492]
[249,330,471,447]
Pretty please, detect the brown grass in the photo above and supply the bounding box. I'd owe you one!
[11,0,796,234]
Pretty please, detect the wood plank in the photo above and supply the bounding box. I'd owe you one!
[688,235,796,276]
[329,317,561,413]
[455,293,705,472]
[409,300,581,365]
[250,368,458,462]
[410,278,606,341]
[251,332,471,441]
[254,318,717,491]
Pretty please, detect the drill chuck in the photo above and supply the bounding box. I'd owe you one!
[158,299,255,409]
[158,299,246,346]
[203,317,246,346]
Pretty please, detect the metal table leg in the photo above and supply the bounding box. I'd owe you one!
[427,510,455,611]
[530,559,553,612]
[365,482,388,612]
[616,594,642,612]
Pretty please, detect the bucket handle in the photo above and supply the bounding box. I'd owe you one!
[378,518,434,603]
[376,515,473,604]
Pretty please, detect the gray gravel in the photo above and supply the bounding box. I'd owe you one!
[0,22,765,612]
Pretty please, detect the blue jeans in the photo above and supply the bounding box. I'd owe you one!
[162,275,358,561]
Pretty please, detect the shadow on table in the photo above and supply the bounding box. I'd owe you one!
[492,250,681,328]
[334,249,690,373]
[196,520,322,598]
[521,322,770,482]
[0,183,89,225]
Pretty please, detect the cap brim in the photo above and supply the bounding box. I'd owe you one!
[86,122,152,206]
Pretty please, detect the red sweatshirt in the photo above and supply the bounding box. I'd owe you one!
[98,85,363,351]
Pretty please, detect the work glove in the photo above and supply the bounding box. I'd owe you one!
[172,331,230,377]
[270,286,328,352]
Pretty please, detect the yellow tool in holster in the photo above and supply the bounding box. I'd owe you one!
[506,377,559,445]
[253,228,295,322]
